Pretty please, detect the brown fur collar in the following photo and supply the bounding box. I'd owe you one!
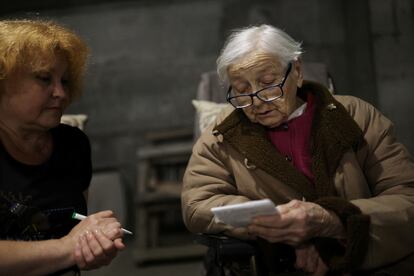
[214,80,363,201]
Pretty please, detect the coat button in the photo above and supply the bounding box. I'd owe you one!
[244,158,256,170]
[282,123,289,130]
[285,155,292,162]
[327,103,337,110]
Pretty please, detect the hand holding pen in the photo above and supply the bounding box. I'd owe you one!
[72,212,133,235]
[65,210,127,270]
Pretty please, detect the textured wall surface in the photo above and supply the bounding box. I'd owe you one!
[369,0,414,152]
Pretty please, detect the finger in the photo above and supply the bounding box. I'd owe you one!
[95,210,115,218]
[277,199,302,214]
[80,233,96,266]
[102,223,123,240]
[85,231,106,259]
[93,217,118,229]
[114,238,126,250]
[93,230,118,257]
[252,213,285,227]
[295,247,307,270]
[74,241,86,269]
[305,247,318,273]
[85,219,121,240]
[86,211,117,224]
[313,257,329,276]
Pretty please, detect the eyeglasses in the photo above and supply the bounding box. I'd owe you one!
[226,62,292,109]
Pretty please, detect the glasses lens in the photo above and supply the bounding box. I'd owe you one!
[229,95,251,108]
[257,86,283,101]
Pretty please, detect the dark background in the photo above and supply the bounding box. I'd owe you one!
[2,0,413,225]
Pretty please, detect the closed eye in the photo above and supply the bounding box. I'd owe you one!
[233,85,251,94]
[35,72,51,84]
[61,78,70,86]
[261,81,275,86]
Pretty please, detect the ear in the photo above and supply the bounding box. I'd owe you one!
[293,58,303,88]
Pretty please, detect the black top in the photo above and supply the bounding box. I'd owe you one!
[0,124,92,241]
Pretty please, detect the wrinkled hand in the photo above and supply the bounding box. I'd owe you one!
[295,244,328,275]
[62,210,125,270]
[247,199,344,246]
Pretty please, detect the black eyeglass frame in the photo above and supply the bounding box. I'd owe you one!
[226,62,292,109]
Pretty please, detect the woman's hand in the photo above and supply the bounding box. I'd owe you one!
[247,199,345,246]
[74,230,125,270]
[295,244,328,275]
[61,210,125,269]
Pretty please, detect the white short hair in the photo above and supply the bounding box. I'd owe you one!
[216,24,303,81]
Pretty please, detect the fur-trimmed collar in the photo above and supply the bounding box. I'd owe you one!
[214,81,363,201]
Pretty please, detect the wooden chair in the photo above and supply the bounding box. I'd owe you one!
[133,129,206,264]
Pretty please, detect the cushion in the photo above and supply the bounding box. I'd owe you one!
[60,114,88,130]
[192,100,229,134]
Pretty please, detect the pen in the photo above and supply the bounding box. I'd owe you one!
[72,212,133,235]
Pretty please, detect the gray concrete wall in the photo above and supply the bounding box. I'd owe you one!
[47,1,222,170]
[369,0,414,153]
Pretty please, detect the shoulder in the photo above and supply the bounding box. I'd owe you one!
[193,104,234,148]
[334,95,392,132]
[53,123,89,140]
[333,95,398,158]
[334,95,375,114]
[52,124,91,152]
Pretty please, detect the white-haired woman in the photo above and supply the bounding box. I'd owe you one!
[182,24,414,275]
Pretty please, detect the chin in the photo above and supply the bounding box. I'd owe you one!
[42,118,61,129]
[264,122,281,128]
[259,116,285,128]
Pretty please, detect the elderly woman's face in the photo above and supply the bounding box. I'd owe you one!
[227,54,303,128]
[0,52,70,131]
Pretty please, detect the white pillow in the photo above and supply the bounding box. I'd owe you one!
[61,114,88,130]
[192,100,228,133]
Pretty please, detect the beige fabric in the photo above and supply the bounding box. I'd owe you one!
[192,100,229,134]
[60,114,88,130]
[181,95,414,270]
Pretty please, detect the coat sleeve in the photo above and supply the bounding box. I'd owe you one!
[181,129,252,238]
[347,96,414,269]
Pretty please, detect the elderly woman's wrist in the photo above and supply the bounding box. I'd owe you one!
[323,210,346,239]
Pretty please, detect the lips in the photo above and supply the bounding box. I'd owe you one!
[256,110,273,117]
[47,106,61,110]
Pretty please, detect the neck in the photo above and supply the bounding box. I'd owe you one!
[295,96,305,109]
[0,122,53,165]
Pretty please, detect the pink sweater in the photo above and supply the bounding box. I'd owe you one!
[267,93,315,183]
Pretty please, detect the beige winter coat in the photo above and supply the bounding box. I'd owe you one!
[181,81,414,273]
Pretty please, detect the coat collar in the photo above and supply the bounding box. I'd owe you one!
[214,81,363,201]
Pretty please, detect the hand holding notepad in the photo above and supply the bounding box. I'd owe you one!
[211,199,278,228]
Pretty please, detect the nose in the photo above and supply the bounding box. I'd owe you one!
[251,95,263,107]
[52,81,68,100]
[249,84,264,107]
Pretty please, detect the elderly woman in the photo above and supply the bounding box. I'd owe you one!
[0,20,124,275]
[182,24,414,275]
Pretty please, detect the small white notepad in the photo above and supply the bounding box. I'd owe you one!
[211,199,278,228]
